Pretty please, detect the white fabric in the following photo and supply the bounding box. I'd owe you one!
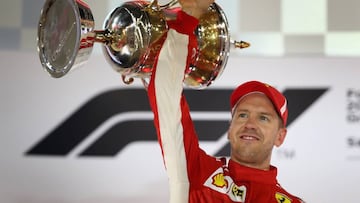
[155,29,190,203]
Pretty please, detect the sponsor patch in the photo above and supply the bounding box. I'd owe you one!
[204,168,247,202]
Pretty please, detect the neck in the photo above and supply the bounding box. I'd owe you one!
[230,157,271,171]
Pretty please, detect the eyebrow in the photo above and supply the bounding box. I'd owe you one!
[236,109,275,117]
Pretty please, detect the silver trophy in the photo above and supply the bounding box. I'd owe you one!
[37,0,249,89]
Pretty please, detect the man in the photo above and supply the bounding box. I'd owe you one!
[147,0,304,202]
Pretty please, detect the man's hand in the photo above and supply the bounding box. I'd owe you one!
[178,0,215,19]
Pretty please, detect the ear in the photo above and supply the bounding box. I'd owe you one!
[274,128,287,147]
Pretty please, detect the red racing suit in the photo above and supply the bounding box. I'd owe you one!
[147,10,304,203]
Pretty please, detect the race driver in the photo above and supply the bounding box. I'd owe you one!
[147,0,305,202]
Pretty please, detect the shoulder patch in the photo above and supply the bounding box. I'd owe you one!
[204,167,247,202]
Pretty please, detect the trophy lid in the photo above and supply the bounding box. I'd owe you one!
[37,0,82,78]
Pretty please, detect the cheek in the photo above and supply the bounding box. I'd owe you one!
[270,130,285,147]
[262,128,279,143]
[227,122,237,139]
[227,125,233,140]
[228,122,246,141]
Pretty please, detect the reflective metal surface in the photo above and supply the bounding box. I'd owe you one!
[185,3,230,88]
[100,0,168,80]
[38,0,95,78]
[101,1,241,89]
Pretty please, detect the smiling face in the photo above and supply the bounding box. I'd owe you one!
[228,93,287,170]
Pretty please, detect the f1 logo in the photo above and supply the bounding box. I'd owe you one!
[26,88,328,157]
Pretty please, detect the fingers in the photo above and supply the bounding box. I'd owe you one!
[178,0,215,19]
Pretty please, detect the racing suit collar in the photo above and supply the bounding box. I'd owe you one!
[228,159,278,185]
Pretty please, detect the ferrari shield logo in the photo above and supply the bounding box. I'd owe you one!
[276,192,292,203]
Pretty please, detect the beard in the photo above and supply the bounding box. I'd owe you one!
[229,138,274,169]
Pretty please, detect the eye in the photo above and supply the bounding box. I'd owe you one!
[238,112,248,118]
[259,115,270,122]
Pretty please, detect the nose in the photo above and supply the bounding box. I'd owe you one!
[244,116,257,130]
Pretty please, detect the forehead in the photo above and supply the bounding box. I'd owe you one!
[233,93,276,113]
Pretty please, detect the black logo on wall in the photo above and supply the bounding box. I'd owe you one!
[26,88,328,157]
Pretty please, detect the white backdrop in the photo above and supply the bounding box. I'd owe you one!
[1,49,360,203]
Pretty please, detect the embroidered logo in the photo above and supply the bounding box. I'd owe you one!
[276,192,292,203]
[204,168,247,202]
[212,173,227,188]
[231,184,246,200]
